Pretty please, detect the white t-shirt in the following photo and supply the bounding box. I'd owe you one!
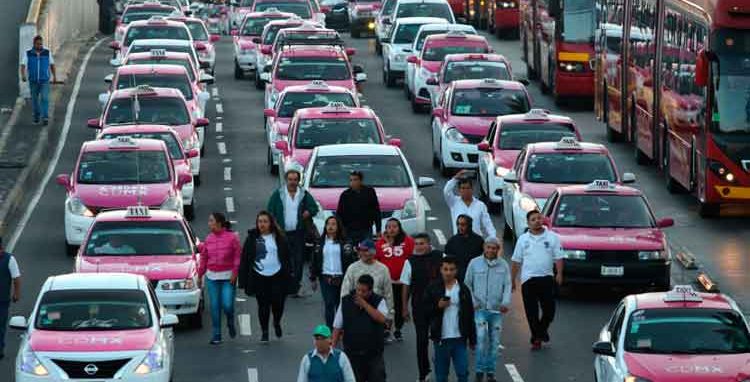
[399,261,412,285]
[332,297,389,329]
[511,228,563,284]
[322,238,343,276]
[255,234,282,276]
[7,255,20,278]
[283,188,303,231]
[441,282,461,339]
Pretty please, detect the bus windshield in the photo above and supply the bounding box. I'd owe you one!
[562,0,595,42]
[712,29,750,135]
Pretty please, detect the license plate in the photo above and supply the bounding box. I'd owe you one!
[601,266,624,277]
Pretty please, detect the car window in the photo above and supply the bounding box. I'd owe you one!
[524,153,616,184]
[513,150,526,173]
[264,23,298,44]
[128,45,198,69]
[610,302,626,344]
[276,56,350,81]
[105,97,191,125]
[295,118,380,148]
[498,123,577,149]
[381,0,397,15]
[278,92,355,117]
[444,61,510,83]
[35,289,152,330]
[311,155,410,187]
[393,23,423,44]
[451,88,530,117]
[396,3,453,21]
[85,220,192,256]
[128,58,196,81]
[256,2,311,18]
[125,25,191,47]
[242,17,278,36]
[185,21,209,41]
[555,194,655,228]
[101,132,184,159]
[77,150,171,184]
[116,73,194,100]
[423,44,488,61]
[542,192,557,216]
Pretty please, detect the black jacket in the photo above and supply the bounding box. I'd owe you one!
[422,280,477,346]
[405,250,443,312]
[444,232,484,280]
[309,237,357,281]
[238,229,292,296]
[336,186,381,234]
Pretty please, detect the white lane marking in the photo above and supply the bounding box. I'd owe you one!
[216,116,223,120]
[211,87,219,97]
[226,197,235,213]
[505,364,525,382]
[6,38,106,252]
[216,122,223,133]
[223,158,232,163]
[218,142,227,155]
[427,216,438,221]
[224,187,233,191]
[239,314,252,336]
[216,135,224,140]
[247,368,258,382]
[235,296,246,302]
[433,229,447,246]
[224,167,232,181]
[216,103,224,114]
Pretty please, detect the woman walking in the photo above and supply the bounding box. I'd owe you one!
[310,215,356,328]
[375,218,414,341]
[239,211,292,342]
[197,212,242,345]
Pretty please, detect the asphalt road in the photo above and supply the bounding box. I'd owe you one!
[2,25,750,382]
[0,0,31,110]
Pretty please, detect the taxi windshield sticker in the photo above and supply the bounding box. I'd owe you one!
[454,105,472,114]
[98,185,149,196]
[636,338,652,348]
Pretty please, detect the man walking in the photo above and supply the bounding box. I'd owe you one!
[464,238,511,382]
[0,237,21,360]
[443,170,496,238]
[336,171,381,245]
[399,233,443,382]
[267,167,319,296]
[511,210,563,350]
[423,257,476,382]
[21,35,57,125]
[340,240,394,318]
[332,275,388,382]
[297,324,356,382]
[444,215,485,281]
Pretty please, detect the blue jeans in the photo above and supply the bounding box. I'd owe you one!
[29,81,50,120]
[433,337,468,382]
[0,301,8,355]
[319,276,342,328]
[475,310,503,374]
[206,278,235,339]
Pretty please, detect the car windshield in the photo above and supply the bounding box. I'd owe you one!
[128,58,196,81]
[712,29,750,135]
[35,290,152,331]
[243,17,277,36]
[396,3,452,21]
[185,21,208,40]
[241,0,255,6]
[296,118,380,148]
[625,308,750,354]
[311,155,410,187]
[116,73,193,100]
[381,0,397,15]
[562,0,595,42]
[101,132,184,159]
[276,56,351,80]
[554,194,654,228]
[444,61,510,83]
[122,9,176,24]
[423,44,488,61]
[498,123,577,149]
[77,150,171,184]
[264,24,295,44]
[105,97,191,125]
[256,2,311,18]
[125,26,191,47]
[278,92,355,117]
[85,220,191,256]
[525,153,617,184]
[451,88,530,116]
[394,23,423,44]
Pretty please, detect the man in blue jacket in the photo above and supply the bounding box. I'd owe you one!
[21,35,57,125]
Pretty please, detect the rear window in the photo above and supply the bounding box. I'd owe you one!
[396,3,453,21]
[36,289,152,331]
[116,73,193,100]
[256,2,311,18]
[125,25,191,47]
[498,123,576,149]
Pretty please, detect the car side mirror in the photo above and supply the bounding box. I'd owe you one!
[261,46,272,55]
[388,138,401,147]
[199,73,215,84]
[185,148,200,158]
[9,316,27,330]
[195,117,210,127]
[177,173,193,188]
[431,108,444,118]
[98,93,110,107]
[406,55,418,64]
[252,36,261,43]
[104,74,114,84]
[477,141,490,152]
[87,118,101,129]
[503,172,518,183]
[426,77,438,85]
[656,217,674,228]
[264,108,276,118]
[231,29,239,36]
[160,313,179,328]
[417,177,435,188]
[275,140,289,154]
[109,41,121,51]
[210,34,221,42]
[622,172,636,184]
[592,341,615,357]
[56,174,71,190]
[346,48,357,56]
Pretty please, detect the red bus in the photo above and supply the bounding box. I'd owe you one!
[594,0,750,216]
[521,0,597,103]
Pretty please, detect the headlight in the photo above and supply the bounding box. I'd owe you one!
[67,197,94,217]
[19,345,49,376]
[562,249,586,260]
[495,166,510,177]
[134,342,165,374]
[445,127,468,143]
[419,67,434,79]
[368,21,376,30]
[624,376,653,382]
[518,195,538,212]
[161,278,197,290]
[161,195,182,212]
[559,61,586,72]
[708,160,735,183]
[401,198,418,220]
[638,250,667,260]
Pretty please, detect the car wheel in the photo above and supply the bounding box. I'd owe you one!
[66,242,78,257]
[404,80,412,100]
[386,69,396,88]
[255,70,264,90]
[234,60,243,79]
[699,201,719,218]
[188,295,204,329]
[184,202,195,222]
[194,174,201,187]
[411,95,423,113]
[268,147,279,175]
[375,40,382,55]
[431,128,440,167]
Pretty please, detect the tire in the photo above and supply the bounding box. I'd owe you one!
[375,40,382,55]
[606,123,621,142]
[66,242,78,257]
[200,143,206,157]
[385,67,396,88]
[194,174,201,187]
[404,80,412,100]
[184,202,195,222]
[431,128,440,167]
[234,61,243,79]
[411,95,424,113]
[503,219,513,239]
[255,71,264,90]
[268,147,278,175]
[699,202,719,218]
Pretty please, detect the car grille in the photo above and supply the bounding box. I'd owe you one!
[464,134,485,144]
[52,358,131,379]
[467,154,479,163]
[418,88,431,99]
[587,250,639,263]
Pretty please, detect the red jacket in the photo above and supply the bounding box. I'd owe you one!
[198,229,242,278]
[375,235,415,282]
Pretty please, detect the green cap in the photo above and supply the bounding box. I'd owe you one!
[313,324,332,338]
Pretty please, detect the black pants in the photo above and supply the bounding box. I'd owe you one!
[254,272,287,333]
[392,284,404,331]
[347,229,372,247]
[412,309,431,379]
[521,276,556,343]
[349,352,386,382]
[286,229,305,293]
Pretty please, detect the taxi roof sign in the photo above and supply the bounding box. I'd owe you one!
[322,102,350,113]
[109,136,139,148]
[446,30,467,38]
[308,80,329,88]
[264,7,281,12]
[554,136,581,150]
[663,285,703,303]
[126,205,151,218]
[584,180,617,192]
[150,49,167,57]
[134,84,158,94]
[524,108,550,119]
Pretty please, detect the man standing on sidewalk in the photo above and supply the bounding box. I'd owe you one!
[20,35,57,125]
[336,171,381,245]
[443,170,496,238]
[511,210,563,350]
[0,237,21,360]
[297,325,356,382]
[464,238,511,382]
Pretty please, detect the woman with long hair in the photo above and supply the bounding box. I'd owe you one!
[310,215,355,328]
[197,212,241,345]
[238,211,292,342]
[375,217,415,341]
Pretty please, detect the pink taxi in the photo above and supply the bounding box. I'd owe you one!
[429,53,514,108]
[254,18,305,88]
[76,207,204,326]
[116,2,181,44]
[167,16,221,74]
[231,9,295,79]
[119,51,202,88]
[112,17,193,62]
[251,0,315,21]
[263,81,360,174]
[56,137,192,255]
[270,24,349,59]
[477,109,580,206]
[502,137,636,238]
[230,0,257,30]
[10,273,177,382]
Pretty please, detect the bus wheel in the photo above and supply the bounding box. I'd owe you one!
[699,202,719,218]
[664,142,684,193]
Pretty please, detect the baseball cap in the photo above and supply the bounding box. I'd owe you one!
[356,239,375,252]
[313,324,332,338]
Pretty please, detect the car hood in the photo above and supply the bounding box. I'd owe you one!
[310,187,414,210]
[75,183,172,208]
[493,149,520,168]
[624,352,750,382]
[446,115,495,136]
[30,328,156,352]
[552,227,664,251]
[78,255,196,280]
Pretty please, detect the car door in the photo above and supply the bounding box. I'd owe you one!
[503,149,526,226]
[383,24,396,70]
[598,302,626,382]
[148,283,175,371]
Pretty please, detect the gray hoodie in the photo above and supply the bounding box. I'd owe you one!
[464,255,512,311]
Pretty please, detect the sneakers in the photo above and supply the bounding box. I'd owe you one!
[42,118,48,126]
[274,323,283,338]
[531,339,542,350]
[32,118,40,125]
[394,330,403,342]
[542,331,550,343]
[228,324,237,339]
[260,332,269,342]
[486,373,497,382]
[209,336,222,345]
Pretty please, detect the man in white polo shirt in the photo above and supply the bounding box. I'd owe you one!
[511,210,563,350]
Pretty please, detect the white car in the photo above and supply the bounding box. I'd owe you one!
[374,0,398,54]
[112,17,193,64]
[391,0,455,23]
[10,273,177,382]
[115,39,204,74]
[304,144,435,235]
[382,17,448,87]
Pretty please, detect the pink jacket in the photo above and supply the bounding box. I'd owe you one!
[198,229,241,278]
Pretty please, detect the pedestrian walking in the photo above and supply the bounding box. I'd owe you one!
[375,218,414,341]
[267,167,319,297]
[332,275,388,382]
[399,233,442,382]
[340,239,394,320]
[0,237,21,360]
[444,215,485,281]
[336,170,381,245]
[423,256,476,382]
[20,35,57,125]
[464,238,511,382]
[510,210,563,350]
[310,216,356,328]
[238,211,292,342]
[297,324,356,382]
[197,212,241,345]
[443,170,496,238]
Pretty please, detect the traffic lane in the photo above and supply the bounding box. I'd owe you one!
[0,0,30,109]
